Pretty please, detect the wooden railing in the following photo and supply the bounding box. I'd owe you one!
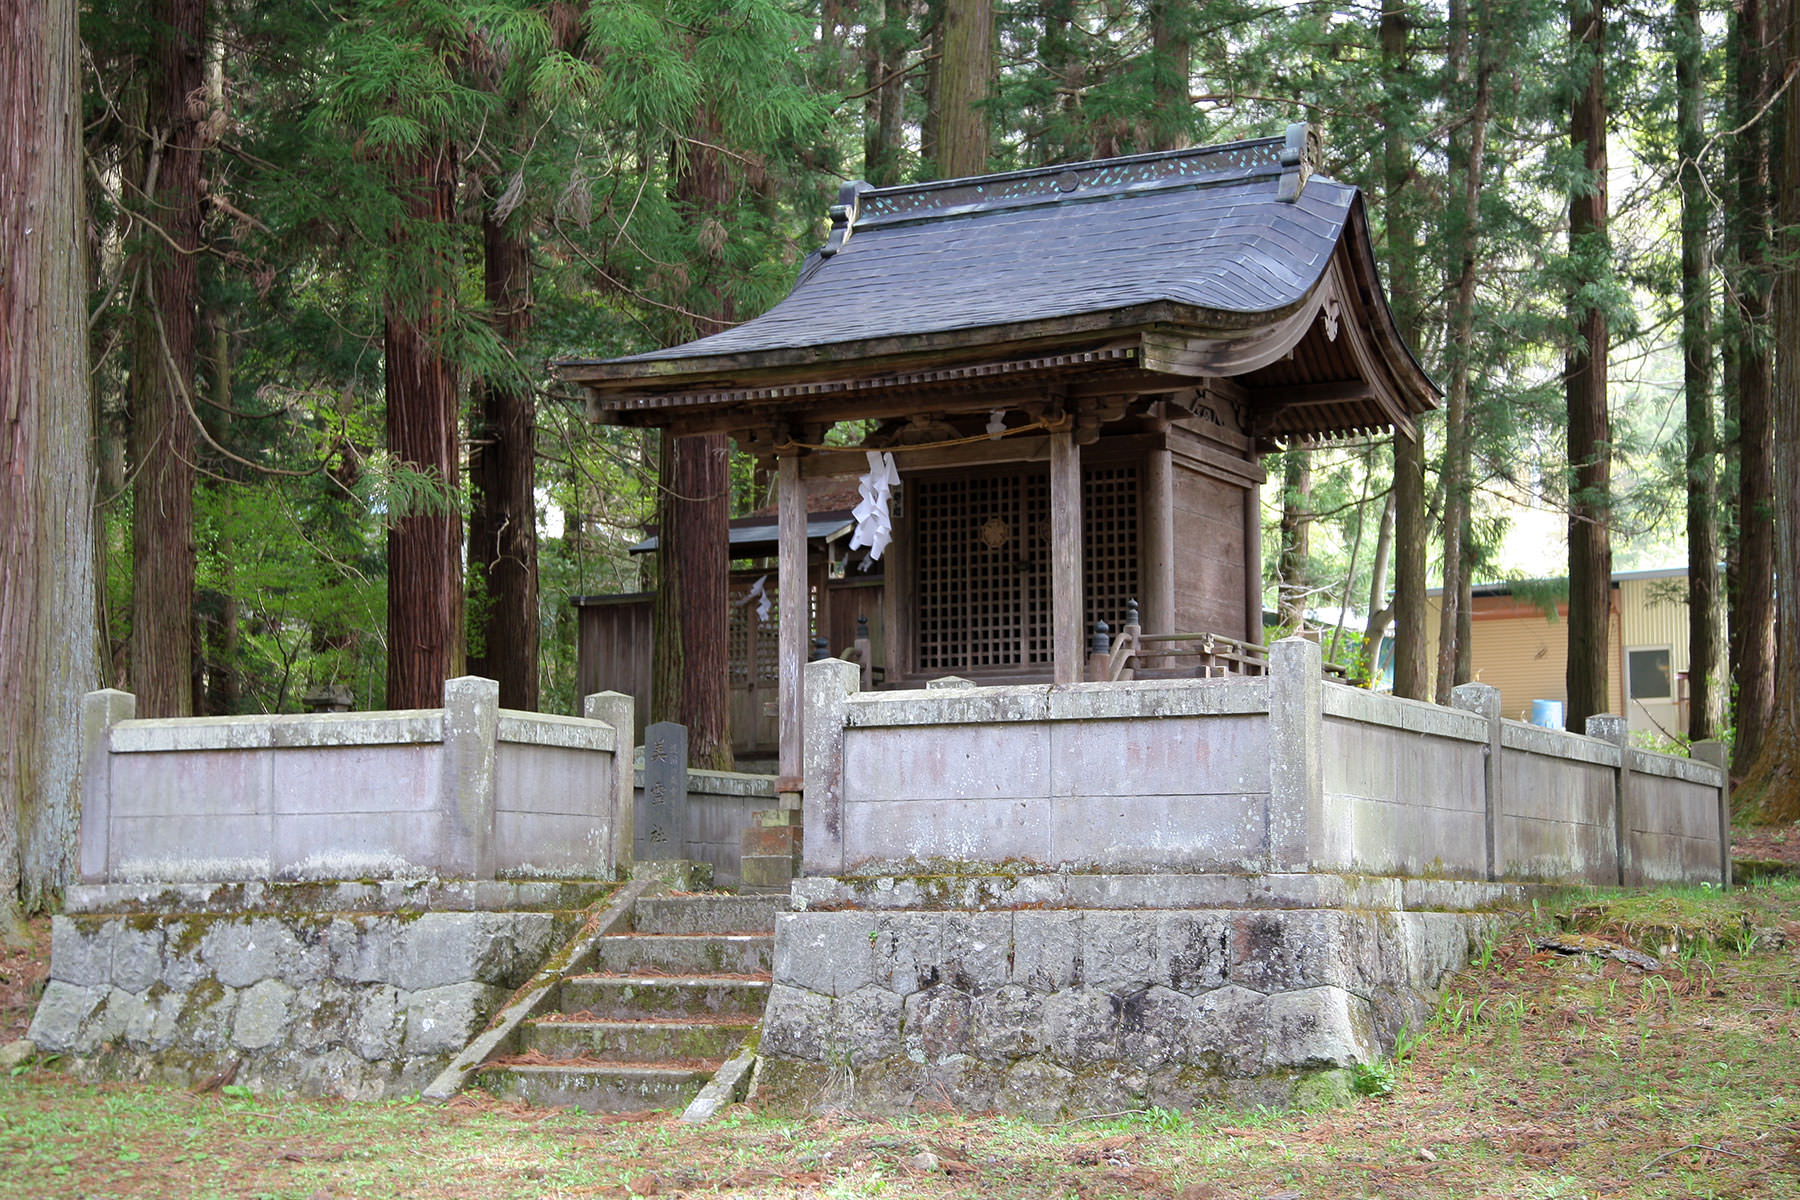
[1087,601,1352,682]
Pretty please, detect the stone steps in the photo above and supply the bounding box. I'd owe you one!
[479,886,785,1114]
[588,932,773,976]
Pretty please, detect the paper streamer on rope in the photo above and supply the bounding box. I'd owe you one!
[848,450,900,563]
[736,574,772,622]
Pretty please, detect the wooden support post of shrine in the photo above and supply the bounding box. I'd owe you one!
[1050,424,1083,684]
[777,449,807,798]
[1143,445,1176,644]
[1243,479,1263,646]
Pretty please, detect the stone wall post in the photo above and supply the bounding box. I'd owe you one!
[78,689,135,883]
[440,676,500,878]
[1691,739,1732,887]
[1586,714,1630,886]
[1266,637,1323,871]
[584,690,637,878]
[1450,682,1503,881]
[802,657,862,877]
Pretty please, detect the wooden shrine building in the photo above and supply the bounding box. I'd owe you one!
[557,125,1438,793]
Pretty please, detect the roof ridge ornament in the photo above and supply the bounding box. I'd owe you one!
[1277,122,1320,203]
[821,180,873,258]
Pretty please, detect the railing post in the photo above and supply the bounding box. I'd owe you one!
[584,690,637,878]
[1586,714,1630,886]
[803,657,862,877]
[1691,739,1732,887]
[79,689,135,883]
[1451,682,1504,881]
[441,676,500,878]
[1267,636,1323,871]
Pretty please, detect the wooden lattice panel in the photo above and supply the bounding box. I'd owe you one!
[727,576,784,686]
[913,465,1138,672]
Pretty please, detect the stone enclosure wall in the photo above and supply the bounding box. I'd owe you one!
[80,680,634,884]
[27,881,605,1098]
[632,767,777,888]
[802,640,1729,887]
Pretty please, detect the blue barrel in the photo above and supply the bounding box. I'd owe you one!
[1529,700,1564,730]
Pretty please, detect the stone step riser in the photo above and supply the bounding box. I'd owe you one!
[589,934,773,976]
[559,976,770,1020]
[480,1065,711,1112]
[630,896,787,935]
[523,1020,750,1062]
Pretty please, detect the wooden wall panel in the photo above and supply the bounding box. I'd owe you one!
[1170,464,1250,640]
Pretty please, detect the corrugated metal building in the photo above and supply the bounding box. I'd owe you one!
[1426,566,1696,738]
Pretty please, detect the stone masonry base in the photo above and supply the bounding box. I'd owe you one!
[751,873,1513,1117]
[27,881,606,1099]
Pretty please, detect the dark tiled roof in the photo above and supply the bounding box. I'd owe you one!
[582,135,1352,368]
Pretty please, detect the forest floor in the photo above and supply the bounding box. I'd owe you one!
[1,844,1797,1200]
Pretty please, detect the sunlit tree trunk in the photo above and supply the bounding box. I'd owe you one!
[934,0,992,177]
[1,0,102,924]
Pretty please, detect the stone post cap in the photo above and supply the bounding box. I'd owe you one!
[1450,682,1501,717]
[1585,713,1628,743]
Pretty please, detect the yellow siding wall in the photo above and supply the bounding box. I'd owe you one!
[1424,595,1625,728]
[1618,576,1690,736]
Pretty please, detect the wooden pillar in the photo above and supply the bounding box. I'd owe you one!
[1243,480,1264,646]
[777,451,807,796]
[1050,427,1083,683]
[1142,446,1175,638]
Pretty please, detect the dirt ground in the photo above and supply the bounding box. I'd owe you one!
[1,913,51,1045]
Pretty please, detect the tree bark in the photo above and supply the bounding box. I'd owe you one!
[1,0,103,921]
[466,211,540,711]
[1728,0,1775,772]
[934,0,992,178]
[1362,488,1396,684]
[1435,0,1491,705]
[1676,0,1723,741]
[1148,0,1191,152]
[1735,0,1800,823]
[384,143,462,710]
[650,105,734,769]
[1565,0,1613,729]
[128,0,206,718]
[1381,0,1430,702]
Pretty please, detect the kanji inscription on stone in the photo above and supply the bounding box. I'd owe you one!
[640,721,688,858]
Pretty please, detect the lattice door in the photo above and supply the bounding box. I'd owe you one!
[912,465,1137,672]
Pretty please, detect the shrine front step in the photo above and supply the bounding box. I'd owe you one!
[478,888,785,1114]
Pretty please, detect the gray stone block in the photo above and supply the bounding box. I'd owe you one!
[760,984,835,1063]
[1116,985,1194,1069]
[1263,986,1375,1069]
[1042,987,1123,1065]
[1000,1057,1078,1122]
[1158,911,1230,993]
[402,982,505,1056]
[123,987,183,1052]
[901,985,973,1062]
[327,915,395,985]
[1079,911,1160,987]
[26,982,106,1050]
[179,982,240,1054]
[202,918,302,989]
[232,979,296,1050]
[351,986,404,1062]
[836,985,903,1065]
[49,918,113,986]
[109,924,164,994]
[1010,911,1081,992]
[1229,910,1365,994]
[939,913,1011,991]
[970,984,1048,1061]
[1186,984,1267,1077]
[870,914,942,996]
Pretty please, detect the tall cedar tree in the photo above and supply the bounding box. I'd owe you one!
[651,105,734,770]
[1381,0,1431,702]
[129,0,206,717]
[1,0,102,923]
[1676,0,1723,740]
[935,0,993,177]
[1434,0,1493,703]
[1277,453,1312,629]
[1736,0,1800,822]
[384,142,463,710]
[1565,0,1612,729]
[1729,0,1775,772]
